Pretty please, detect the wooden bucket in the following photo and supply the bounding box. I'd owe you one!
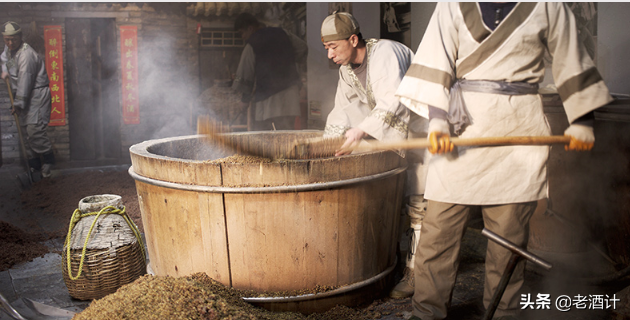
[128,131,406,312]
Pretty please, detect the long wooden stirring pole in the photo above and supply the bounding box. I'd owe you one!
[350,135,571,152]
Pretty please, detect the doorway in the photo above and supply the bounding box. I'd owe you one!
[66,18,121,162]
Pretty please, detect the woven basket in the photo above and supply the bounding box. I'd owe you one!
[62,242,146,300]
[62,194,146,300]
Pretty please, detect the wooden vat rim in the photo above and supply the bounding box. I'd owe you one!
[129,134,217,164]
[128,165,407,194]
[129,132,405,186]
[129,132,325,164]
[128,132,395,163]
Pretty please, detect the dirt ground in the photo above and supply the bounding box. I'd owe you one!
[0,221,50,271]
[20,170,143,235]
[0,170,142,271]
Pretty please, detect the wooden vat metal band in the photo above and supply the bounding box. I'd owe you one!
[128,165,408,194]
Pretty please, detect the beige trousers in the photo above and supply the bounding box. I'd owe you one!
[412,200,537,320]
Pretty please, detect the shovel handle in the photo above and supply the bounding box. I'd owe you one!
[355,135,571,152]
[4,77,16,116]
[4,77,14,105]
[5,77,34,184]
[451,135,571,146]
[5,78,18,123]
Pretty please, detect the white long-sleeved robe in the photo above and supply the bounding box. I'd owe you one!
[324,39,414,142]
[395,2,613,204]
[323,39,429,194]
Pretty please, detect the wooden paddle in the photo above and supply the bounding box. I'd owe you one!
[196,115,571,160]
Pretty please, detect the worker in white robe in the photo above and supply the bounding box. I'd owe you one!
[395,3,612,319]
[232,13,307,131]
[320,11,428,299]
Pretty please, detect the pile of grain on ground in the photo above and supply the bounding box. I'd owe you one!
[73,273,377,320]
[20,170,142,236]
[237,284,338,298]
[0,221,50,271]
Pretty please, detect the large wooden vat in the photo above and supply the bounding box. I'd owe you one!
[128,131,406,311]
[528,99,630,279]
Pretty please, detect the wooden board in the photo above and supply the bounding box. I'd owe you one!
[135,181,230,283]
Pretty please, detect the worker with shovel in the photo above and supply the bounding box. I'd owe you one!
[395,3,613,320]
[2,21,55,179]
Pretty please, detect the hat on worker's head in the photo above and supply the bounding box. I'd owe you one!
[2,21,22,36]
[321,11,360,42]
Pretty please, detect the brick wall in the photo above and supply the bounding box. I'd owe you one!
[0,3,200,169]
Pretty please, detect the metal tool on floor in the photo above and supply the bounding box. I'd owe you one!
[0,293,26,320]
[481,228,553,320]
[4,77,34,187]
[0,293,75,320]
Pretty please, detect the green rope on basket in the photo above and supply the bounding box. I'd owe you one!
[64,205,146,281]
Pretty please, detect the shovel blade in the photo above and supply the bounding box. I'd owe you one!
[0,298,75,320]
[16,173,32,190]
[21,299,76,318]
[0,293,27,320]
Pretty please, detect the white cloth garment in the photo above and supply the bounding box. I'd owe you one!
[324,39,414,143]
[323,38,429,194]
[395,2,613,205]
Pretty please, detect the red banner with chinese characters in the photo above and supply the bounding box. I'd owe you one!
[43,26,66,126]
[120,26,139,124]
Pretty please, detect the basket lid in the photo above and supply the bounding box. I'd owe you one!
[79,194,123,213]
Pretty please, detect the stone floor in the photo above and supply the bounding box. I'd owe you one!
[0,165,628,320]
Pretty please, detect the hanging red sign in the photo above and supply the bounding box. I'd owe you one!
[43,25,66,126]
[120,26,139,124]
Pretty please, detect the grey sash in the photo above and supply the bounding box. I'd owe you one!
[448,79,539,135]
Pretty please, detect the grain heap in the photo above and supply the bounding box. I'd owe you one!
[0,221,49,271]
[73,273,377,320]
[238,284,338,298]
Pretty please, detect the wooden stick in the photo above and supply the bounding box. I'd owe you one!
[350,135,571,153]
[289,135,570,159]
[5,77,34,183]
[197,114,571,159]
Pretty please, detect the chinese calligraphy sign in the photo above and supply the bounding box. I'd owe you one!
[120,26,139,124]
[43,26,66,126]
